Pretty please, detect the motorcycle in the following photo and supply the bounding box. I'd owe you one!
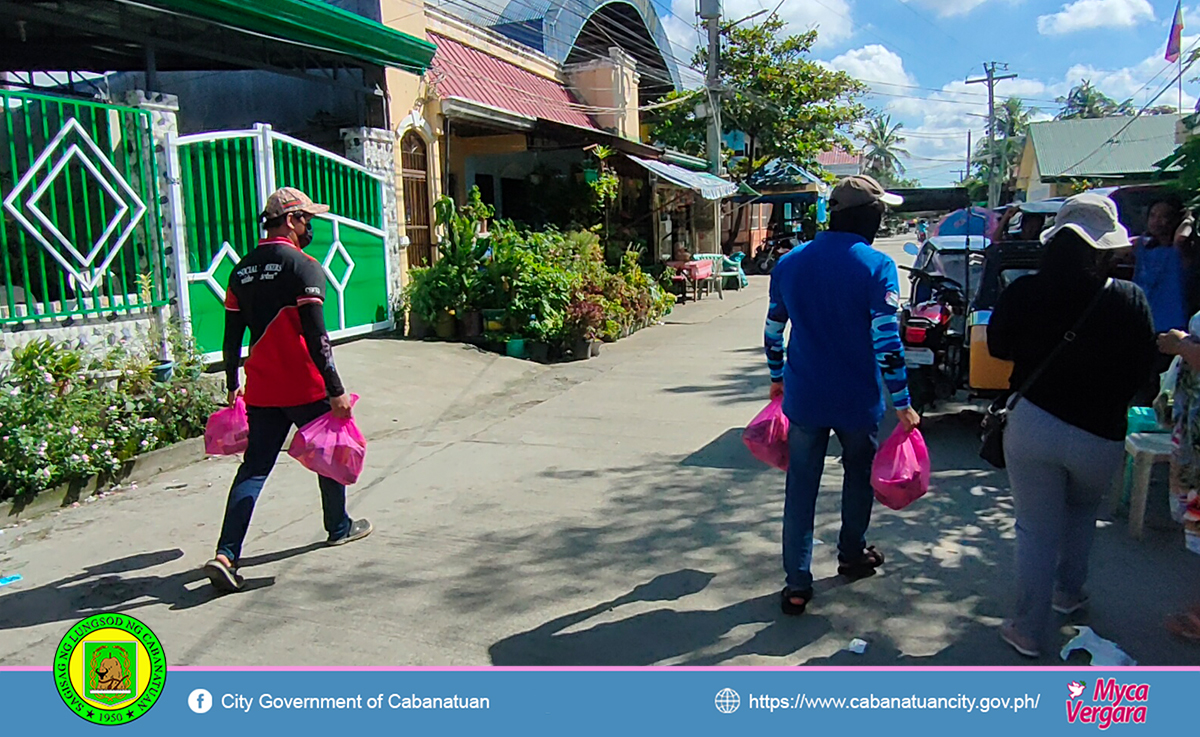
[899,265,968,414]
[746,233,800,275]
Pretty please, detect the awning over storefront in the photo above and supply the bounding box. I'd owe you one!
[0,0,436,78]
[145,0,437,71]
[628,156,737,201]
[432,32,599,131]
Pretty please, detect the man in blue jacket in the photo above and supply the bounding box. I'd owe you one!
[764,175,921,615]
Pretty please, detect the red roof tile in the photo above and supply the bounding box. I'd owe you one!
[430,33,599,131]
[817,149,861,166]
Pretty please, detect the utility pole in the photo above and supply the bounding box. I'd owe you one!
[966,62,1016,209]
[965,130,972,187]
[700,0,723,175]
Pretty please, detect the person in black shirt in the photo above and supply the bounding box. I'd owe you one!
[202,188,373,594]
[989,193,1156,658]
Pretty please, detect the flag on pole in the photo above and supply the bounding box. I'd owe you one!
[1167,0,1184,63]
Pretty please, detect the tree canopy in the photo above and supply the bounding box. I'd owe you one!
[1056,80,1135,119]
[968,96,1037,198]
[645,14,867,179]
[860,114,909,181]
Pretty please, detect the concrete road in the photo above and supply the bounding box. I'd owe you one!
[1,278,1197,666]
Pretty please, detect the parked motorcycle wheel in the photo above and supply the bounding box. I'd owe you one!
[757,255,777,275]
[907,368,935,415]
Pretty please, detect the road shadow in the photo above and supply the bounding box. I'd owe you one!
[0,543,329,631]
[663,369,763,407]
[489,570,835,666]
[455,402,1200,665]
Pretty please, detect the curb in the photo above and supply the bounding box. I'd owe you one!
[5,436,206,522]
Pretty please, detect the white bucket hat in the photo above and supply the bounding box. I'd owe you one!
[1040,192,1130,250]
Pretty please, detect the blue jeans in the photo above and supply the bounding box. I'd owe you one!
[215,400,352,563]
[783,424,880,591]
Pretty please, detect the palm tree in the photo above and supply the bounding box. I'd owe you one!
[997,96,1036,139]
[1056,80,1134,119]
[860,114,909,181]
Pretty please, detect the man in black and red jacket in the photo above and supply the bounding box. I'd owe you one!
[203,187,372,593]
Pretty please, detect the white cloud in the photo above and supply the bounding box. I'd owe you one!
[1060,31,1199,109]
[1037,0,1155,35]
[827,45,916,90]
[707,0,855,46]
[663,0,854,81]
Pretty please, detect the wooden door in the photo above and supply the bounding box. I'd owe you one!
[401,132,433,267]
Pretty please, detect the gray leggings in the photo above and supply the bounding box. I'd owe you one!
[1004,400,1124,643]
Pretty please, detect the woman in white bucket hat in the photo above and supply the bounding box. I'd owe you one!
[988,193,1157,657]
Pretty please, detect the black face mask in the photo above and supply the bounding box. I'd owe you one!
[297,218,314,248]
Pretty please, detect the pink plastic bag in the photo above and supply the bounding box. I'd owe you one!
[286,395,367,486]
[743,397,790,471]
[871,425,931,510]
[204,397,249,456]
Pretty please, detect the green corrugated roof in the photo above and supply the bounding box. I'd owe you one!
[1028,114,1181,180]
[146,0,437,72]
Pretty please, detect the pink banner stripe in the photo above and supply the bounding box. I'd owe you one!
[3,665,1200,672]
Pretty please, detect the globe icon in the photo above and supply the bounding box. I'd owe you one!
[715,688,740,714]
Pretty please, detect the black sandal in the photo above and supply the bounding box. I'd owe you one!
[781,587,813,616]
[838,546,885,579]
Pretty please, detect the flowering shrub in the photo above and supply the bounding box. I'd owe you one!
[0,339,220,501]
[563,298,605,343]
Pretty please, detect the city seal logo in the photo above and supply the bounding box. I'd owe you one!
[54,614,166,726]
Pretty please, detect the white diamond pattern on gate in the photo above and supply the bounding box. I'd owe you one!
[2,117,147,293]
[187,241,241,301]
[320,219,355,330]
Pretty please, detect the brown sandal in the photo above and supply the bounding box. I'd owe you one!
[838,546,885,579]
[1165,606,1200,642]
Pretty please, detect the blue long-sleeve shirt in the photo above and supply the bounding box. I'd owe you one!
[764,230,911,430]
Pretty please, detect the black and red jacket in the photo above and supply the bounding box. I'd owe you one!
[223,237,344,407]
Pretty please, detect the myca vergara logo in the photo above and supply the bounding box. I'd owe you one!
[54,613,166,726]
[1066,678,1149,730]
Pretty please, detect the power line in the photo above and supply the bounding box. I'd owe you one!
[805,0,923,60]
[424,0,708,90]
[1059,49,1200,177]
[488,0,710,81]
[889,0,967,50]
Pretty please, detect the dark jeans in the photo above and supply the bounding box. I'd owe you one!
[783,424,880,591]
[215,399,352,563]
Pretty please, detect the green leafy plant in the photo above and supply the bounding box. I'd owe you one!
[0,338,219,501]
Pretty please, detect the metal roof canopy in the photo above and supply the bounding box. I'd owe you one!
[0,0,437,94]
[628,155,737,200]
[884,187,971,214]
[1027,115,1183,181]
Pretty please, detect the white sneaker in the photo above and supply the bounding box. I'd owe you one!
[1052,591,1089,615]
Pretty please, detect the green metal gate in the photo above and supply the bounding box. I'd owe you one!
[167,124,391,360]
[0,91,167,325]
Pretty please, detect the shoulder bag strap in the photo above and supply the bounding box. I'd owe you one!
[1009,278,1111,406]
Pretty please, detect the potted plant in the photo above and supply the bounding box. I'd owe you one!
[505,336,526,359]
[457,309,484,341]
[435,310,457,340]
[137,273,177,381]
[564,298,604,360]
[401,268,437,339]
[408,311,430,339]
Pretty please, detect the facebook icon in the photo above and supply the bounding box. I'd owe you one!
[188,689,213,714]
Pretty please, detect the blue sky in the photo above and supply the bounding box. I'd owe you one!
[652,0,1200,185]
